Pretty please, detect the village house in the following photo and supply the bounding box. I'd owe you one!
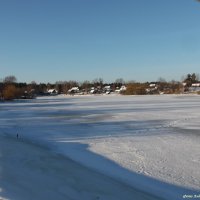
[146,83,158,94]
[115,85,127,93]
[47,89,58,95]
[68,87,79,94]
[103,85,112,94]
[189,83,200,92]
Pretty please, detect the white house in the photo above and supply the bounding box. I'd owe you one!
[101,85,111,94]
[115,85,127,93]
[120,85,127,91]
[189,83,200,92]
[68,87,79,93]
[90,87,96,94]
[47,89,58,95]
[146,84,158,94]
[191,83,200,87]
[182,82,187,87]
[104,85,111,90]
[149,83,156,87]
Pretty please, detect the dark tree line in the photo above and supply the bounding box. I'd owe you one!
[183,73,199,87]
[0,76,121,100]
[0,73,199,100]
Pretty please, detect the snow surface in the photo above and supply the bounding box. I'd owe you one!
[0,94,200,199]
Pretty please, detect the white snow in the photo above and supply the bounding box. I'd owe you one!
[0,95,200,200]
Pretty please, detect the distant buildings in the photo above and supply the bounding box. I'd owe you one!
[145,83,158,94]
[66,84,127,95]
[47,89,58,95]
[115,85,127,93]
[189,83,200,93]
[68,87,79,94]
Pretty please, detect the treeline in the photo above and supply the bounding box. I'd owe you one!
[124,73,199,95]
[0,73,199,100]
[0,76,125,100]
[124,81,182,95]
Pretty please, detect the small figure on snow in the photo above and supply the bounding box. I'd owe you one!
[17,133,19,139]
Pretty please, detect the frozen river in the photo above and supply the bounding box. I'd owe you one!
[0,95,200,199]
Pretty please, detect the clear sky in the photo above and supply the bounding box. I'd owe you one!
[0,0,200,83]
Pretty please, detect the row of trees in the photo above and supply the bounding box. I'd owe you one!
[124,80,183,95]
[0,73,199,100]
[0,76,126,100]
[183,73,199,87]
[123,73,199,95]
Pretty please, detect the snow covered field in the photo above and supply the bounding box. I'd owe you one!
[0,95,200,200]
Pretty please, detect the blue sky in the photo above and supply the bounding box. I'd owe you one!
[0,0,200,83]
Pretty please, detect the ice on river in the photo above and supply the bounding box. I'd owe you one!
[0,94,200,200]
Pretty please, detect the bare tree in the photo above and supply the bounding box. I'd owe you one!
[4,75,17,83]
[81,80,91,92]
[92,78,103,88]
[157,77,166,83]
[115,78,125,88]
